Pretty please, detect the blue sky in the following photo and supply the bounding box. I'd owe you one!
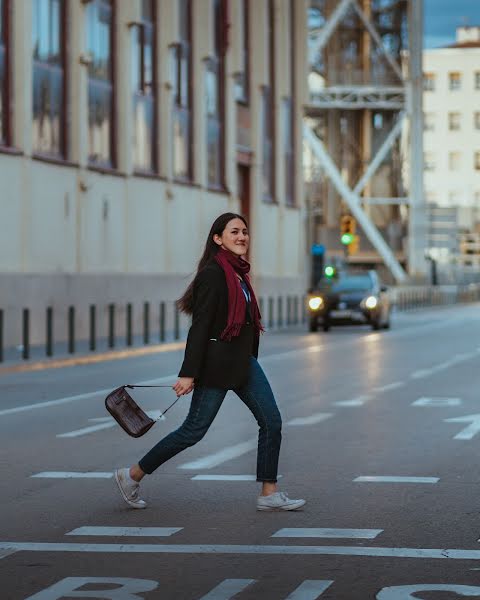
[424,0,480,47]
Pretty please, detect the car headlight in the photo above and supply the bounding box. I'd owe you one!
[308,296,324,310]
[365,295,378,309]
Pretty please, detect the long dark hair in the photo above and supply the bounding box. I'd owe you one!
[177,212,248,314]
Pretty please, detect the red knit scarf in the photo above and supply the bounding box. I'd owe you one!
[214,248,264,341]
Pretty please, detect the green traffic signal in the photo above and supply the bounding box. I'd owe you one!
[341,232,355,245]
[324,265,335,277]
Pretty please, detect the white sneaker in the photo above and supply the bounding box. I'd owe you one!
[257,491,306,511]
[114,468,147,509]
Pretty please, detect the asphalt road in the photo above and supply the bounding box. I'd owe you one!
[1,303,480,600]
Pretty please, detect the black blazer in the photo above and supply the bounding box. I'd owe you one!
[178,261,260,389]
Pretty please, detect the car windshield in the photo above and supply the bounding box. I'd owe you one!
[330,275,372,293]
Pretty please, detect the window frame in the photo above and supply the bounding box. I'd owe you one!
[262,0,276,203]
[423,73,435,92]
[448,151,461,171]
[284,0,296,208]
[32,0,68,161]
[132,0,158,175]
[449,71,461,91]
[475,112,480,131]
[448,112,460,131]
[172,0,193,183]
[475,71,480,90]
[0,0,12,148]
[86,0,116,171]
[475,151,480,171]
[234,0,249,105]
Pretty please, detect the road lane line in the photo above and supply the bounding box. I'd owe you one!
[31,472,113,479]
[57,422,116,438]
[198,579,256,600]
[0,549,16,560]
[3,541,480,559]
[412,397,462,407]
[373,382,404,393]
[410,369,433,379]
[286,413,333,426]
[178,438,257,470]
[272,528,383,539]
[66,527,182,537]
[285,580,334,600]
[0,375,176,417]
[333,396,369,407]
[444,414,480,440]
[354,476,439,484]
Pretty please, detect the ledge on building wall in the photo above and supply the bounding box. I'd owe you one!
[88,163,127,178]
[0,145,23,156]
[32,153,79,169]
[207,185,230,196]
[173,177,201,189]
[133,169,167,182]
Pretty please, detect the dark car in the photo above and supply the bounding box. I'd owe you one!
[306,270,391,332]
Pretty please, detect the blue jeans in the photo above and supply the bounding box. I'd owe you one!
[139,357,282,482]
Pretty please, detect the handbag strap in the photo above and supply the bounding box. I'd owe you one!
[125,384,182,421]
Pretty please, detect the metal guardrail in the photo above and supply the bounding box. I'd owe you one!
[392,283,480,311]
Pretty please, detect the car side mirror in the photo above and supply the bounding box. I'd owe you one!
[380,285,388,293]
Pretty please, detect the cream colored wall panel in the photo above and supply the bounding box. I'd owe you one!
[0,158,23,271]
[26,162,77,272]
[79,174,126,272]
[125,178,169,273]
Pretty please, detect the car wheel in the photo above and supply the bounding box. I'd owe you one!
[309,318,318,333]
[371,320,381,331]
[322,320,330,332]
[383,313,391,329]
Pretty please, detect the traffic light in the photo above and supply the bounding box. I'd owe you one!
[340,215,356,245]
[324,265,336,278]
[348,234,360,256]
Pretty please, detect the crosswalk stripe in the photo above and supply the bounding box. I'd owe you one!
[179,439,257,470]
[198,579,256,600]
[286,413,333,426]
[66,527,182,537]
[285,580,334,600]
[0,549,16,560]
[272,528,383,539]
[1,541,480,560]
[354,476,439,484]
[31,472,113,479]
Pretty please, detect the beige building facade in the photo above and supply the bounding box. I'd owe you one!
[0,0,309,348]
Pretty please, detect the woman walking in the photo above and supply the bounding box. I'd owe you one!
[114,213,305,511]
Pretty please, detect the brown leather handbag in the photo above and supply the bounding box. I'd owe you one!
[105,384,180,438]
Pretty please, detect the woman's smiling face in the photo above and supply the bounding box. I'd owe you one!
[213,218,249,257]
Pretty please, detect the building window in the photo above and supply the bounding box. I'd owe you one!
[0,0,11,147]
[475,71,480,90]
[86,0,114,167]
[475,112,480,130]
[424,112,435,131]
[448,112,460,131]
[449,152,461,171]
[234,0,249,104]
[32,0,66,158]
[173,0,192,181]
[263,0,275,201]
[132,0,156,173]
[449,72,461,91]
[284,0,295,207]
[206,0,226,189]
[475,151,480,171]
[424,152,435,171]
[423,73,435,91]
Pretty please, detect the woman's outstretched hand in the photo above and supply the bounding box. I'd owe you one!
[173,377,194,397]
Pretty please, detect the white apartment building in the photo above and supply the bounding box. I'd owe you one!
[423,26,480,238]
[0,0,309,348]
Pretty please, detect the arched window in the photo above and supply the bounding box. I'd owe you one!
[132,0,157,173]
[86,0,115,167]
[32,0,67,158]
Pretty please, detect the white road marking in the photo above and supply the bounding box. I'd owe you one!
[198,579,256,600]
[3,541,480,560]
[0,374,176,418]
[410,369,432,379]
[66,527,182,537]
[373,382,404,393]
[24,577,159,600]
[272,528,383,539]
[0,549,16,559]
[286,413,333,426]
[31,472,113,479]
[178,438,257,470]
[333,399,365,407]
[354,476,439,484]
[191,474,283,481]
[57,410,166,438]
[412,397,462,407]
[410,352,476,382]
[377,584,480,598]
[444,414,480,440]
[285,580,334,600]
